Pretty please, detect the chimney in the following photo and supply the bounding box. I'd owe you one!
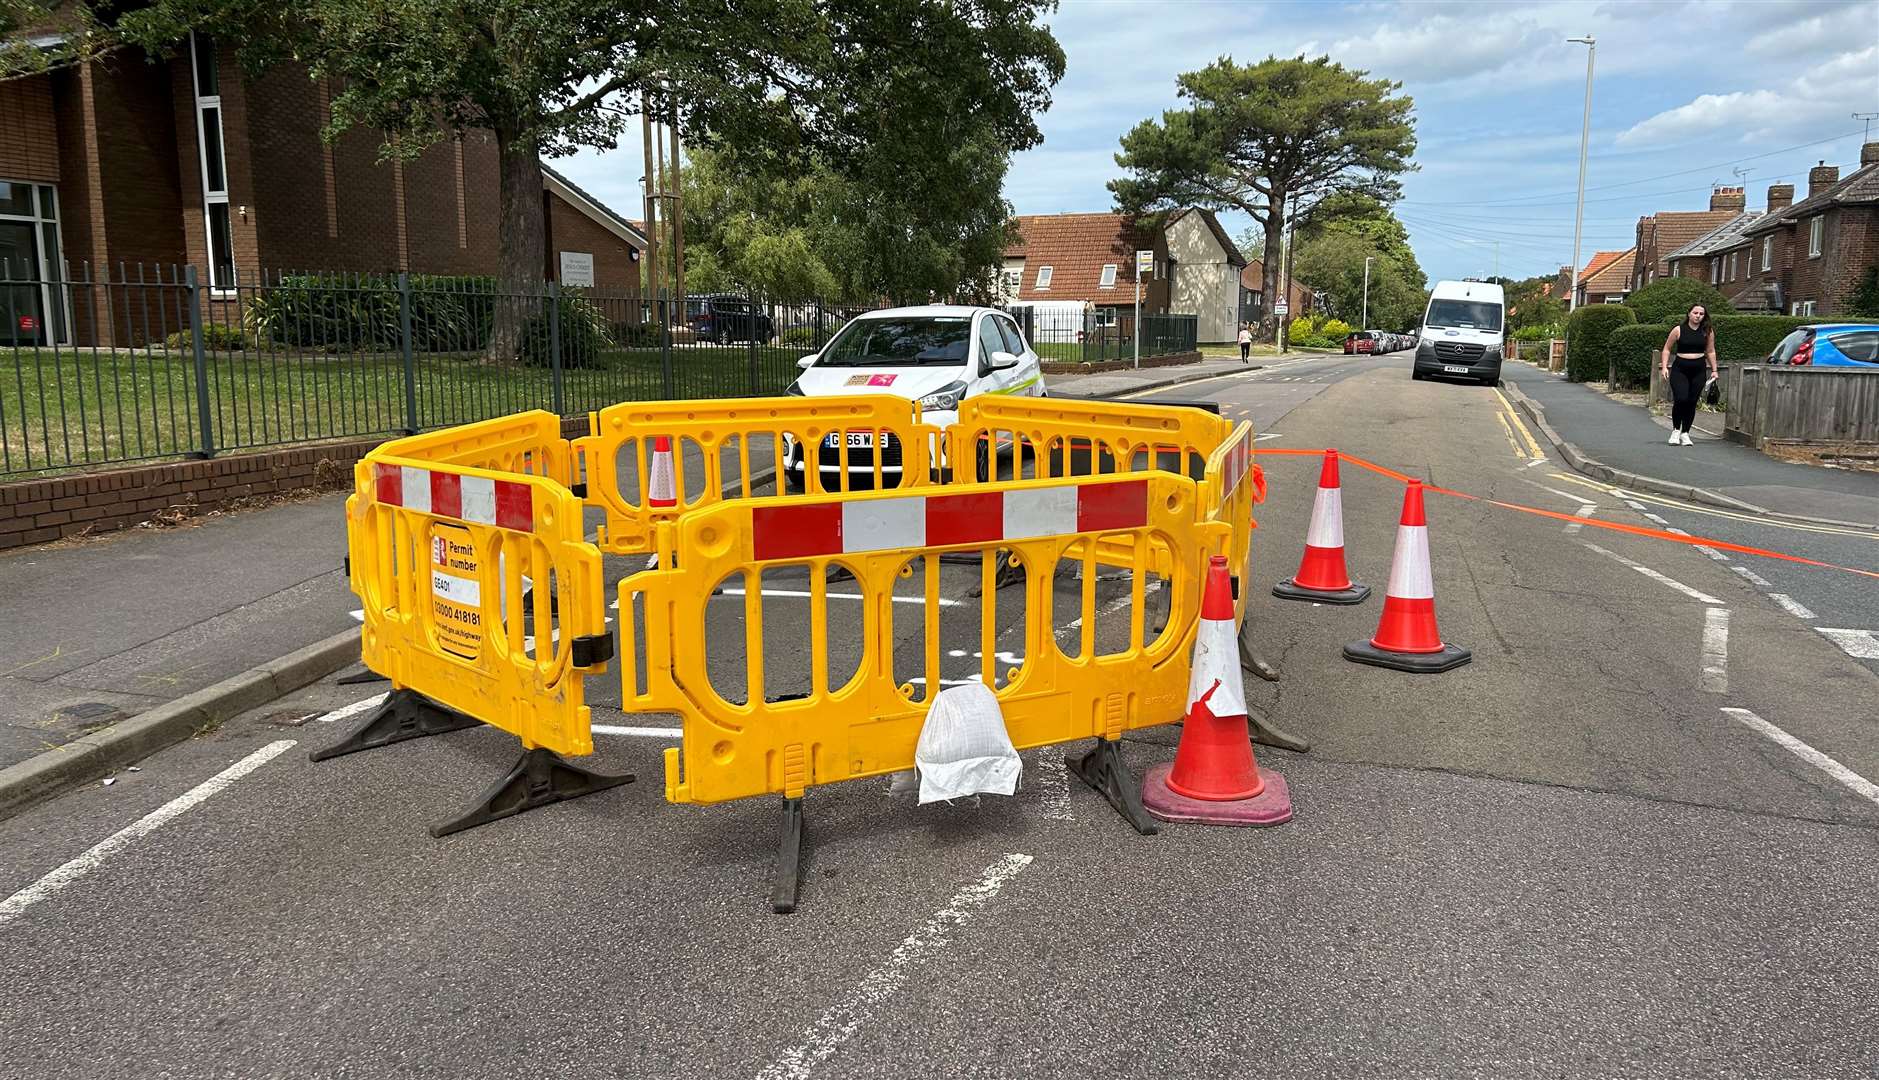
[1862,142,1879,167]
[1766,184,1795,213]
[1809,160,1840,197]
[1709,186,1745,212]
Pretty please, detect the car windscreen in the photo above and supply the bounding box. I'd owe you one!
[1425,299,1503,332]
[818,317,971,366]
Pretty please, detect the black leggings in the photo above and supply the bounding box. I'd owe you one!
[1668,359,1708,432]
[1240,341,1251,360]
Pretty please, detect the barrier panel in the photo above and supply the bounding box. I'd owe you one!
[325,412,626,836]
[572,395,944,555]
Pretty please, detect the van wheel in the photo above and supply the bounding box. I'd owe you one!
[1411,370,1426,381]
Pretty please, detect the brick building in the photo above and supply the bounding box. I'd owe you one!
[1662,206,1767,285]
[1720,146,1879,316]
[1631,188,1743,291]
[1573,248,1635,306]
[0,34,644,346]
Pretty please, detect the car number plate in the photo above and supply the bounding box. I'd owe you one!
[825,432,879,448]
[1443,365,1469,374]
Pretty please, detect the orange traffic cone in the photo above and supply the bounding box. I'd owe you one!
[1142,554,1293,826]
[1273,449,1369,604]
[647,436,677,510]
[1343,480,1471,673]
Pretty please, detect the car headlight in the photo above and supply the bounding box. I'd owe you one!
[916,381,968,413]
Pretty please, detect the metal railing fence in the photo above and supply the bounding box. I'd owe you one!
[1004,307,1199,365]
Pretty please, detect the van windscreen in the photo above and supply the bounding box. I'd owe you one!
[819,317,972,366]
[1426,299,1503,332]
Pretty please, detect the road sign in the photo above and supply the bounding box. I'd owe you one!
[1274,301,1289,316]
[1136,250,1153,276]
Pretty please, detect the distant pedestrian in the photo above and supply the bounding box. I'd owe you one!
[1659,304,1718,447]
[1238,323,1253,362]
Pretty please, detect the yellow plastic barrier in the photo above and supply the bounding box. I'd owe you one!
[327,413,624,836]
[572,396,944,555]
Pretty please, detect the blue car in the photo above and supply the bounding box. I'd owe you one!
[1767,324,1879,366]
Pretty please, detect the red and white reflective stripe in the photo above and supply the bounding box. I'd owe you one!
[1385,524,1434,599]
[1220,428,1254,500]
[373,462,534,532]
[1304,485,1345,548]
[751,479,1149,562]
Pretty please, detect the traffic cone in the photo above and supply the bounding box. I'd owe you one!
[646,436,677,510]
[1272,449,1369,604]
[1342,480,1472,673]
[1142,554,1292,826]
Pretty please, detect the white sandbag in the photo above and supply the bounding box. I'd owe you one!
[914,681,1021,804]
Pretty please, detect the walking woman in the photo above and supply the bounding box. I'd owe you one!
[1238,322,1253,362]
[1659,304,1718,446]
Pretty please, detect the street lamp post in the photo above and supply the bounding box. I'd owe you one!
[1567,36,1596,313]
[1361,255,1373,330]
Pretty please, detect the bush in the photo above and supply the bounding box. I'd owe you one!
[1317,318,1354,340]
[164,321,257,351]
[1623,277,1733,325]
[1850,266,1879,318]
[1288,314,1318,341]
[612,321,664,348]
[1606,324,1668,389]
[518,292,614,369]
[780,325,821,348]
[1512,322,1562,342]
[1564,304,1637,382]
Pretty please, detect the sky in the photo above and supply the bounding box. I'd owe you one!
[551,0,1879,286]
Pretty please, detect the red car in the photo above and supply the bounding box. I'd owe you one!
[1344,332,1374,354]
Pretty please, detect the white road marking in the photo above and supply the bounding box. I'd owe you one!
[758,853,1034,1080]
[720,588,959,608]
[1700,608,1730,693]
[1768,594,1817,620]
[1664,526,1728,561]
[349,609,364,622]
[1061,579,1163,633]
[1642,512,1669,526]
[1622,498,1649,513]
[1721,707,1879,807]
[1565,505,1596,534]
[1031,747,1073,822]
[946,649,1026,665]
[1254,432,1285,442]
[0,740,297,929]
[592,724,682,738]
[1582,543,1723,604]
[1816,628,1879,660]
[316,694,388,723]
[1523,458,1548,469]
[1729,564,1775,589]
[1525,481,1597,507]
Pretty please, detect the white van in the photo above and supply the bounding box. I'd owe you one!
[784,305,1046,489]
[1414,280,1506,385]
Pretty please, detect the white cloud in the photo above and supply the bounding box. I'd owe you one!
[1616,43,1879,145]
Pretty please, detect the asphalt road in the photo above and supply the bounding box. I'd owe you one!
[3,349,1876,1080]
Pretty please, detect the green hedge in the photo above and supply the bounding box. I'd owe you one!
[1565,304,1637,382]
[1623,277,1732,324]
[1606,324,1667,389]
[247,273,499,352]
[1604,315,1879,385]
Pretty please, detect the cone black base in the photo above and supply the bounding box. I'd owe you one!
[1272,579,1371,605]
[1341,639,1472,673]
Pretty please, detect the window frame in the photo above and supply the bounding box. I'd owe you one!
[189,32,235,292]
[1034,265,1053,290]
[1808,216,1823,259]
[0,181,72,345]
[1098,263,1117,289]
[1761,236,1772,271]
[994,314,1026,356]
[975,313,1009,373]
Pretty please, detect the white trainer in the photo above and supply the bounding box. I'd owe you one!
[1669,432,1681,445]
[1680,431,1694,446]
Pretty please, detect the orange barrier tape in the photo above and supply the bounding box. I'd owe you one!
[1257,447,1879,581]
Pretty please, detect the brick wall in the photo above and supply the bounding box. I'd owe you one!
[0,74,60,182]
[0,417,588,552]
[543,193,639,291]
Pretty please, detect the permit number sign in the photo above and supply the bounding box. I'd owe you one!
[430,524,483,661]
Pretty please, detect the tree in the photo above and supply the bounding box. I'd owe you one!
[93,0,1063,358]
[1110,55,1416,338]
[1623,276,1733,324]
[1294,230,1426,331]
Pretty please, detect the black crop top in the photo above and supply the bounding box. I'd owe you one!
[1674,322,1710,355]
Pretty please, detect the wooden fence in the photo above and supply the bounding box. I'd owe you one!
[1724,365,1879,447]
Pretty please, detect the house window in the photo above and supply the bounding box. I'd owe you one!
[1093,308,1117,327]
[1034,265,1052,290]
[999,268,1021,295]
[190,33,235,290]
[0,180,70,346]
[1602,295,1623,304]
[1808,216,1823,258]
[1801,300,1817,316]
[1761,236,1771,271]
[1709,257,1719,283]
[1098,264,1117,289]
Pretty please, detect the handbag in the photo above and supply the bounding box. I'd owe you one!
[1703,376,1721,408]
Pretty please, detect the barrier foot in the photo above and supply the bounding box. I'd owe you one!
[771,797,807,915]
[309,689,479,762]
[1248,705,1310,754]
[1237,622,1281,683]
[335,667,390,686]
[1069,739,1158,836]
[428,748,634,839]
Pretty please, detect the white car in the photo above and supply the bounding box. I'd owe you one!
[784,305,1047,490]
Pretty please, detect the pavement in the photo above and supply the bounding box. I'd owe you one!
[0,354,1266,779]
[4,345,1875,1077]
[1502,361,1879,528]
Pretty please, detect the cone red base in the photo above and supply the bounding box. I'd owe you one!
[1143,762,1292,826]
[1272,578,1371,605]
[1341,638,1472,673]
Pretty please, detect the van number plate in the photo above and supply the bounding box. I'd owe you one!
[1443,365,1470,374]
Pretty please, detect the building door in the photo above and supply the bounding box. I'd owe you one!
[0,180,70,347]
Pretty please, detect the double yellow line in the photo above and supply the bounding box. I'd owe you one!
[1493,387,1546,462]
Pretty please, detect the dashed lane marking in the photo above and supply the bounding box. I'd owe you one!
[1721,708,1879,808]
[1769,594,1818,620]
[1701,608,1730,694]
[1816,628,1879,660]
[1582,543,1724,605]
[1729,564,1775,589]
[1565,505,1596,534]
[0,740,298,930]
[316,694,388,722]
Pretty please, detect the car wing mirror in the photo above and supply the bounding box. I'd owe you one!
[797,355,817,370]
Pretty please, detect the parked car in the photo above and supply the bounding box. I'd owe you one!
[1414,280,1506,385]
[1767,324,1879,367]
[783,305,1046,489]
[1347,332,1374,354]
[687,294,775,344]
